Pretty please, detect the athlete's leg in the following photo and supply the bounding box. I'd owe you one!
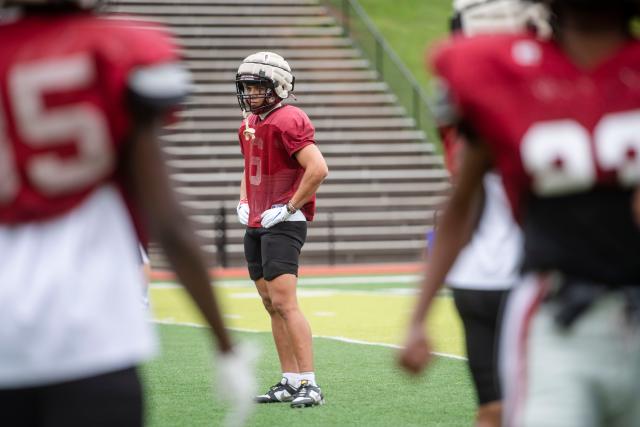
[260,222,312,373]
[259,222,322,407]
[266,272,324,408]
[453,288,507,427]
[254,277,299,373]
[266,273,314,373]
[594,292,640,427]
[520,302,601,427]
[475,401,502,427]
[245,226,300,404]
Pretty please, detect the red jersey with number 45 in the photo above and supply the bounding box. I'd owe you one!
[238,105,316,228]
[0,13,177,223]
[432,34,640,284]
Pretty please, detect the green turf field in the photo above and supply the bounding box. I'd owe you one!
[145,277,474,426]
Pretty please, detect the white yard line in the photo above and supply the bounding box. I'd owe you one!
[151,284,451,298]
[225,289,419,298]
[151,274,421,289]
[153,319,467,361]
[313,311,336,317]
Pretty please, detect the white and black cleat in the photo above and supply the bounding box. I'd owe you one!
[290,380,324,408]
[255,378,298,403]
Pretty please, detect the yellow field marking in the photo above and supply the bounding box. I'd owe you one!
[150,286,466,357]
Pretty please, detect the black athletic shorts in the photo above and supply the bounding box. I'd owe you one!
[243,221,307,281]
[452,288,509,405]
[0,366,143,427]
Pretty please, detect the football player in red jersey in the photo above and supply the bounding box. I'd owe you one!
[0,1,255,426]
[418,1,547,426]
[400,0,640,426]
[235,52,328,408]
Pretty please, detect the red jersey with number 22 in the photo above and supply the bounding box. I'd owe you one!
[432,34,640,283]
[0,13,178,223]
[238,104,316,228]
[432,34,640,217]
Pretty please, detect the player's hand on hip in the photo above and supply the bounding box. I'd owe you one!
[397,323,433,375]
[260,205,291,228]
[237,201,250,225]
[215,342,260,427]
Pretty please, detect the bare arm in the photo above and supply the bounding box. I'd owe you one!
[239,169,247,201]
[123,116,232,354]
[410,147,486,325]
[399,140,491,374]
[290,144,329,209]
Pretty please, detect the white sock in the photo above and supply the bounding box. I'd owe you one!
[282,372,299,387]
[299,372,316,386]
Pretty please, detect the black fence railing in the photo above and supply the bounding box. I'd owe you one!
[212,207,340,267]
[323,0,438,144]
[214,205,228,268]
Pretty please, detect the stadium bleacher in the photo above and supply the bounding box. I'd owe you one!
[110,0,450,266]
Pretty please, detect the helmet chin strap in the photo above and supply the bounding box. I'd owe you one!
[242,110,255,141]
[240,94,283,141]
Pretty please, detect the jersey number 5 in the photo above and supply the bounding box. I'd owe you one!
[0,54,113,203]
[521,110,640,195]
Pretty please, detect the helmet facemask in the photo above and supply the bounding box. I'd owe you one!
[235,75,281,115]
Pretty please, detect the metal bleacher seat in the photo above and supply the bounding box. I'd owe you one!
[110,0,450,267]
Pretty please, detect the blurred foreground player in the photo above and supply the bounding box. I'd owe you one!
[401,0,640,426]
[0,1,255,426]
[405,1,548,425]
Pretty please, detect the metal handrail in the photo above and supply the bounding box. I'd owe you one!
[323,0,437,142]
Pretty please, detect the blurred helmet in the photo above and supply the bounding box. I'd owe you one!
[452,0,550,37]
[235,51,295,114]
[535,0,639,7]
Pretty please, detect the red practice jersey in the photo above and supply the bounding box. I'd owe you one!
[238,104,316,228]
[0,12,178,224]
[432,34,640,284]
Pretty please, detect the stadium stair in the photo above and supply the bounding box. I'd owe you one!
[110,0,450,267]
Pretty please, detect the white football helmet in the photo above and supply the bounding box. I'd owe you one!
[235,51,295,114]
[452,0,550,37]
